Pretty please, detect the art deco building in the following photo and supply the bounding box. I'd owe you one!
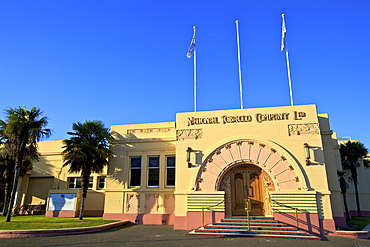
[5,105,370,235]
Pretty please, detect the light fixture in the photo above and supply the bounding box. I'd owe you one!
[186,147,192,168]
[304,143,310,165]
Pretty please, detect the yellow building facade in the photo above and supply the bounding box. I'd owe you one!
[6,104,370,235]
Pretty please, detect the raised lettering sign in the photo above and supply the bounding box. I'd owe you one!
[187,111,307,126]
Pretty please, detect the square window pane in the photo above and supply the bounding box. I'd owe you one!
[148,156,159,168]
[68,178,75,189]
[131,157,141,168]
[148,169,159,186]
[130,169,141,186]
[76,178,82,188]
[166,168,175,186]
[68,177,92,189]
[166,156,175,167]
[98,177,106,189]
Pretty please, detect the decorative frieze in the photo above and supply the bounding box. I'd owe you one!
[127,127,174,134]
[288,123,320,136]
[126,194,140,213]
[145,194,159,212]
[176,129,203,141]
[198,140,306,192]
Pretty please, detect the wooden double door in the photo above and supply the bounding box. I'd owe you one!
[230,165,264,216]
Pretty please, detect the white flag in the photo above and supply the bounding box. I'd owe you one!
[186,28,196,58]
[281,14,287,51]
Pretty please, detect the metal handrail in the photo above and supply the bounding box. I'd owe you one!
[201,199,225,227]
[271,199,300,228]
[244,198,251,230]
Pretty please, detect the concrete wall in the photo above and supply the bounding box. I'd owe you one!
[16,140,108,216]
[103,122,176,224]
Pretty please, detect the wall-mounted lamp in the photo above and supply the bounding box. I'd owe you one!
[186,147,192,168]
[304,143,310,166]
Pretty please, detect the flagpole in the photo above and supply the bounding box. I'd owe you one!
[285,49,294,106]
[235,20,244,109]
[193,26,197,112]
[281,14,294,106]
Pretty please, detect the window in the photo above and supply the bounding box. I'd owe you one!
[166,156,175,186]
[68,177,93,189]
[130,157,142,187]
[148,156,160,187]
[97,176,106,190]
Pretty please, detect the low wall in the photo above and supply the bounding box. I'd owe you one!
[273,213,336,235]
[103,213,174,225]
[174,212,225,230]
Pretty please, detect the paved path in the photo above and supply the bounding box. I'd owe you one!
[0,224,369,247]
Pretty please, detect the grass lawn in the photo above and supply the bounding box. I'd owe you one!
[337,217,370,231]
[0,215,118,230]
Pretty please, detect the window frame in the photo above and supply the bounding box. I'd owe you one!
[147,156,160,187]
[97,176,106,190]
[129,156,142,187]
[166,155,176,187]
[67,177,93,189]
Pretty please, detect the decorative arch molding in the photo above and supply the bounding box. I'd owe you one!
[193,139,309,192]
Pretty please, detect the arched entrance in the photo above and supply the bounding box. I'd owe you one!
[219,163,272,216]
[193,139,309,217]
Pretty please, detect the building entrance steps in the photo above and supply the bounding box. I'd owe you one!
[187,216,321,240]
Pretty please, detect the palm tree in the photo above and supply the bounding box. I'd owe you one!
[1,133,35,217]
[0,153,33,216]
[337,170,351,221]
[0,106,51,222]
[0,155,8,214]
[62,120,112,220]
[339,141,368,217]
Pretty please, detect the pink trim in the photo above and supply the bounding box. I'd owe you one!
[174,216,187,230]
[321,218,337,235]
[273,213,336,235]
[0,221,128,238]
[350,210,370,217]
[84,210,104,216]
[103,213,127,220]
[202,140,303,192]
[45,210,103,217]
[333,216,347,228]
[336,230,370,239]
[104,212,225,230]
[103,213,174,225]
[186,212,225,230]
[45,211,77,217]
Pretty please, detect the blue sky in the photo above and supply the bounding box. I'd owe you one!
[0,1,369,148]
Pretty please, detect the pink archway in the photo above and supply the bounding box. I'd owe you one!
[194,139,308,192]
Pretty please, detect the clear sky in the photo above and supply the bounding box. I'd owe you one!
[0,1,369,148]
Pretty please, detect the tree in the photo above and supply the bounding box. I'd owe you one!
[339,141,368,217]
[62,120,113,220]
[1,126,36,217]
[337,170,351,221]
[0,106,51,222]
[0,153,33,216]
